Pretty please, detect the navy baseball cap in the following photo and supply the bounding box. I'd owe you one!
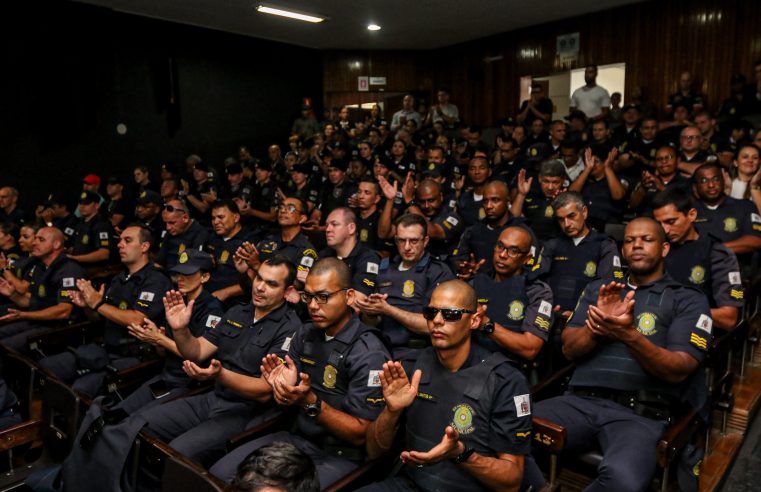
[136,189,162,206]
[169,249,214,275]
[78,191,101,205]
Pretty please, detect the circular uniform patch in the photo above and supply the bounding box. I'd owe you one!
[323,365,337,389]
[636,312,658,336]
[508,300,525,321]
[544,205,554,218]
[723,217,737,233]
[118,300,128,310]
[452,403,475,435]
[179,251,189,264]
[689,265,705,285]
[583,261,597,278]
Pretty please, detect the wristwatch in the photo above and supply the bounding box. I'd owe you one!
[481,321,495,334]
[404,199,417,209]
[453,444,476,464]
[304,394,322,418]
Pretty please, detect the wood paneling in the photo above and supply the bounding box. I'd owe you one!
[323,0,761,126]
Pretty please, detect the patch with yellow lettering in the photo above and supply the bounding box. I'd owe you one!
[402,280,415,298]
[323,365,337,389]
[636,312,657,336]
[299,357,316,366]
[452,404,475,435]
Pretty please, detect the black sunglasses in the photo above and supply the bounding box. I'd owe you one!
[422,306,476,321]
[163,204,187,213]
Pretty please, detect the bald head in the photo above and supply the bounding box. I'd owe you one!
[498,226,533,251]
[418,178,441,195]
[484,180,508,198]
[432,279,477,311]
[309,257,351,289]
[626,217,666,243]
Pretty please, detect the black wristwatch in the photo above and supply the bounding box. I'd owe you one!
[453,444,476,464]
[404,199,417,209]
[481,321,495,334]
[304,394,322,418]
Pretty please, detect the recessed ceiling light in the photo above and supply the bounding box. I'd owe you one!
[256,4,326,23]
[367,24,381,31]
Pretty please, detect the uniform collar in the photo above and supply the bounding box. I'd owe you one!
[255,301,288,324]
[119,262,153,282]
[331,315,362,344]
[392,252,431,271]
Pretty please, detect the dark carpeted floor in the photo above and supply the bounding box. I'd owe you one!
[718,409,761,491]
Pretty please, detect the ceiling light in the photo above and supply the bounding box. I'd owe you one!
[256,4,326,23]
[367,24,381,31]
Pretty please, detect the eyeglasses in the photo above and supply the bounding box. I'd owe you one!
[697,176,722,184]
[494,242,529,258]
[278,204,299,214]
[300,288,347,304]
[395,237,424,246]
[655,155,675,162]
[163,204,187,213]
[422,306,476,321]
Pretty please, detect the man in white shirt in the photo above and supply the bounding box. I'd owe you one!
[570,65,611,122]
[391,95,422,132]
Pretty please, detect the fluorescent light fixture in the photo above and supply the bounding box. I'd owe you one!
[256,4,326,23]
[367,24,381,31]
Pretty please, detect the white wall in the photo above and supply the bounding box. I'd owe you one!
[535,72,571,120]
[570,63,626,103]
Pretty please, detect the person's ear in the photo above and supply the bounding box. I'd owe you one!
[662,241,671,258]
[345,288,356,307]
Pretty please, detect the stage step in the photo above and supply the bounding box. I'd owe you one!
[699,431,744,492]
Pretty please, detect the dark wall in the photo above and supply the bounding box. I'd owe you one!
[2,0,322,210]
[322,0,761,125]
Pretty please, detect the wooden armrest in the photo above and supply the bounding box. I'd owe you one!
[324,459,379,492]
[656,408,700,468]
[27,321,103,353]
[226,410,293,451]
[0,418,44,452]
[532,417,566,453]
[106,358,162,379]
[531,363,575,401]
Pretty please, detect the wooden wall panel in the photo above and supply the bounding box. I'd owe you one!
[323,0,761,126]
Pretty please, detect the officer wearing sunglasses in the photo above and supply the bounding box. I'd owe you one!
[362,279,533,491]
[470,227,553,379]
[157,198,210,270]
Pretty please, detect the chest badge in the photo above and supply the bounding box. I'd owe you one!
[452,403,475,435]
[583,261,597,278]
[323,365,337,389]
[179,251,189,264]
[81,234,89,245]
[360,229,369,242]
[508,300,525,321]
[636,312,658,336]
[118,300,128,310]
[723,217,737,233]
[544,205,554,218]
[219,250,230,264]
[402,280,415,298]
[478,207,486,220]
[689,266,706,285]
[37,285,46,298]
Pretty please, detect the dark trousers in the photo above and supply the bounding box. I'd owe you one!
[209,430,358,489]
[533,394,667,492]
[0,320,50,354]
[39,350,140,399]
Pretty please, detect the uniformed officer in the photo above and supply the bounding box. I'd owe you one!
[134,255,300,464]
[457,156,492,227]
[569,145,628,232]
[628,145,692,215]
[512,160,567,242]
[652,189,744,331]
[185,160,219,224]
[253,196,319,286]
[133,189,165,252]
[532,218,712,492]
[355,214,455,361]
[534,192,623,317]
[692,162,761,263]
[312,160,358,226]
[39,224,172,397]
[355,179,383,251]
[208,258,392,488]
[156,198,210,270]
[204,199,257,304]
[121,249,225,414]
[236,160,278,230]
[361,279,532,491]
[397,177,463,260]
[287,163,320,214]
[0,227,85,352]
[68,190,116,266]
[320,208,381,301]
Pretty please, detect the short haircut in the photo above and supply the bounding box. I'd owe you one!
[651,188,693,214]
[552,191,586,212]
[592,119,610,129]
[628,217,667,243]
[641,117,658,127]
[560,139,578,151]
[395,213,428,237]
[484,180,509,197]
[211,199,240,215]
[134,165,149,173]
[358,178,380,194]
[539,159,567,178]
[586,64,598,70]
[261,255,297,287]
[232,441,319,492]
[0,222,19,242]
[124,222,155,246]
[309,257,351,289]
[693,162,723,182]
[328,207,357,226]
[434,279,478,311]
[418,178,442,194]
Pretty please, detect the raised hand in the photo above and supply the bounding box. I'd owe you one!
[163,290,194,331]
[182,359,222,380]
[402,172,416,203]
[380,361,421,413]
[516,169,533,196]
[456,253,485,280]
[583,147,595,171]
[377,175,398,202]
[594,282,629,317]
[76,279,104,309]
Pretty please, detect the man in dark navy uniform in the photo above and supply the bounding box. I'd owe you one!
[204,199,257,305]
[209,258,392,488]
[134,190,165,253]
[320,208,381,301]
[361,279,532,491]
[313,160,358,226]
[629,145,693,215]
[652,189,744,331]
[356,214,454,361]
[512,160,567,242]
[457,156,492,228]
[532,218,712,492]
[135,255,301,464]
[68,190,116,266]
[470,227,553,374]
[39,224,172,397]
[355,179,383,251]
[534,192,623,318]
[569,146,628,232]
[157,198,210,270]
[692,163,761,264]
[0,227,85,352]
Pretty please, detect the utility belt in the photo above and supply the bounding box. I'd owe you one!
[299,430,365,462]
[571,386,674,423]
